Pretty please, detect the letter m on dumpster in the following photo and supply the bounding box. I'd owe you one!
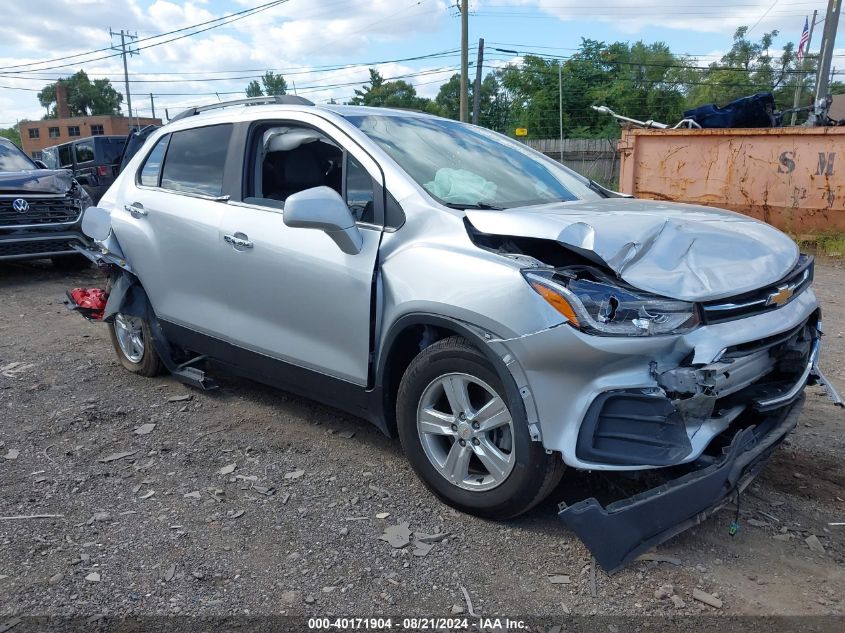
[816,152,836,176]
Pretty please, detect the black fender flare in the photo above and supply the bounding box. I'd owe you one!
[372,313,529,438]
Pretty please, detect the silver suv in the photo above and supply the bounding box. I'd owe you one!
[73,96,837,572]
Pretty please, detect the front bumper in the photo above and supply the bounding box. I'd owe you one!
[0,230,89,261]
[488,286,820,469]
[559,396,803,573]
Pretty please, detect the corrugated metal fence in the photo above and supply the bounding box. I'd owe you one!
[526,138,620,187]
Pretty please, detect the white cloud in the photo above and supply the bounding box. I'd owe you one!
[483,0,816,37]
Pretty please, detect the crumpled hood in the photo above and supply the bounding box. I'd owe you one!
[0,169,74,194]
[466,198,799,302]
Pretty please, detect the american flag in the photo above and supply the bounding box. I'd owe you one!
[797,17,810,60]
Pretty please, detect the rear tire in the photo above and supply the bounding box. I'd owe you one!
[108,313,165,377]
[396,336,564,520]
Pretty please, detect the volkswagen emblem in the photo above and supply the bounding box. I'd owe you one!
[12,198,29,214]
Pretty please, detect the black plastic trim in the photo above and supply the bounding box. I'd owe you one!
[576,391,691,466]
[560,396,803,574]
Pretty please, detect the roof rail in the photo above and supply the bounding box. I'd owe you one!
[168,95,315,123]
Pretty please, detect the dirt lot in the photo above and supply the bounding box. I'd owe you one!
[0,259,843,622]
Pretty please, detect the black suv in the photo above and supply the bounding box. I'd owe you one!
[41,135,126,204]
[0,137,91,267]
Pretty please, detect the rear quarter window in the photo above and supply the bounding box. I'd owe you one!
[160,124,232,197]
[139,134,170,187]
[75,140,95,163]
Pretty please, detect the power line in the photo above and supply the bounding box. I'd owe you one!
[0,0,293,74]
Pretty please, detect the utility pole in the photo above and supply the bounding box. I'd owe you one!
[149,93,156,119]
[472,38,484,125]
[459,0,469,122]
[791,9,817,125]
[813,0,842,123]
[110,29,139,120]
[559,63,564,163]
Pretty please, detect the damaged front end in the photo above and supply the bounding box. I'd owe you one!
[559,310,826,573]
[468,216,839,572]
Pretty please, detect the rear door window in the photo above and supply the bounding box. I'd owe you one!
[58,145,73,168]
[139,134,170,187]
[75,140,95,164]
[160,124,232,197]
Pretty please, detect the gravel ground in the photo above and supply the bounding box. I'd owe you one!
[0,258,843,621]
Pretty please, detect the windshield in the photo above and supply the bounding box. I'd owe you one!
[344,114,598,208]
[0,140,37,171]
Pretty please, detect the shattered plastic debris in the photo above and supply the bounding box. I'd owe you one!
[284,469,305,480]
[692,588,722,609]
[547,574,571,584]
[133,424,156,435]
[218,463,236,475]
[98,451,138,463]
[805,534,826,554]
[379,522,412,548]
[3,449,19,460]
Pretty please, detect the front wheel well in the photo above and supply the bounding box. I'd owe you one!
[379,323,462,437]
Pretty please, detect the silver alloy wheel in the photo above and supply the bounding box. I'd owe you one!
[113,313,145,363]
[416,372,515,491]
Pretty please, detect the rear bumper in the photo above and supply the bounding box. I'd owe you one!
[559,396,803,573]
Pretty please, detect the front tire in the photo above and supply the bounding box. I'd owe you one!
[108,313,164,377]
[396,336,564,520]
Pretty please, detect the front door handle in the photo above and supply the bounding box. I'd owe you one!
[224,233,254,249]
[125,202,148,218]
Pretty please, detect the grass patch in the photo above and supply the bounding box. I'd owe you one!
[792,231,845,259]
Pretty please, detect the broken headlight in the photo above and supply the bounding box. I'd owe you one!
[523,269,699,336]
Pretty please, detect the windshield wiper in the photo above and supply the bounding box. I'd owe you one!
[443,201,506,210]
[588,180,634,199]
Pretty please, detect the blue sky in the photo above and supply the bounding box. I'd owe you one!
[0,0,840,127]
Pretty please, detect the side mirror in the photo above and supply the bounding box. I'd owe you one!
[34,160,48,169]
[283,186,363,255]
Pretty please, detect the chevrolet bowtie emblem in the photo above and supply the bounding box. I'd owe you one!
[766,285,794,307]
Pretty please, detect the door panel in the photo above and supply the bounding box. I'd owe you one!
[219,203,380,385]
[111,189,232,337]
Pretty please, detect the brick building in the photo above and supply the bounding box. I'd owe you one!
[20,85,160,159]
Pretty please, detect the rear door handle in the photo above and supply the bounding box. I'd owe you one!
[224,233,254,249]
[124,202,147,218]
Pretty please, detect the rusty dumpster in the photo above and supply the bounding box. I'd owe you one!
[617,126,845,233]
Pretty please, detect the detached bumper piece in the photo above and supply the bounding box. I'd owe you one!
[559,397,803,574]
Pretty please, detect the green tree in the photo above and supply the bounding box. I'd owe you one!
[244,71,288,98]
[350,68,438,111]
[687,27,797,109]
[37,70,122,118]
[0,124,21,146]
[261,71,288,96]
[245,80,263,97]
[434,73,510,130]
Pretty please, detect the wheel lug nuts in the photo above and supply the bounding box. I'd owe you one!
[459,412,467,421]
[472,422,480,430]
[459,439,466,446]
[451,424,457,431]
[472,438,480,445]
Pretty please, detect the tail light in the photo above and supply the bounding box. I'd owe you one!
[97,165,109,177]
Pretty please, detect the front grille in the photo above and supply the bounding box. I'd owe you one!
[701,255,814,324]
[0,239,77,258]
[0,197,82,227]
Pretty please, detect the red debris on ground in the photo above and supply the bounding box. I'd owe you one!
[68,288,108,320]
